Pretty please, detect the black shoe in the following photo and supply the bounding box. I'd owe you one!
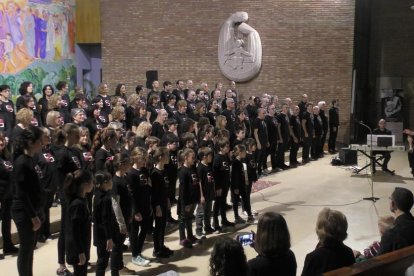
[161,246,174,256]
[168,216,179,224]
[222,220,235,227]
[153,250,171,258]
[37,235,46,243]
[213,224,222,232]
[204,226,215,234]
[122,244,129,252]
[3,246,18,254]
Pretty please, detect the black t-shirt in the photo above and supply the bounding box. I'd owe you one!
[213,153,230,190]
[93,189,116,245]
[94,147,114,172]
[165,104,177,118]
[265,115,279,142]
[0,99,15,137]
[253,118,268,145]
[34,148,58,196]
[197,162,215,201]
[289,115,302,141]
[277,113,290,142]
[222,108,236,134]
[96,94,112,116]
[244,152,258,182]
[172,89,186,102]
[313,114,323,136]
[178,165,200,206]
[0,156,12,198]
[147,105,160,123]
[52,145,83,192]
[151,168,169,208]
[112,175,132,222]
[152,121,165,140]
[65,197,91,265]
[302,111,314,137]
[60,94,71,123]
[126,167,152,216]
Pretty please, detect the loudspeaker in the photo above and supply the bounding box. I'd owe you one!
[339,148,358,165]
[146,70,158,89]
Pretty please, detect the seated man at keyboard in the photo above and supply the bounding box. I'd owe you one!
[372,119,392,173]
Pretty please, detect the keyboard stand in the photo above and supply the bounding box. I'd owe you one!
[354,150,395,175]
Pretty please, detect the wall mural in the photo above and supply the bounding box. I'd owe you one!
[0,0,76,98]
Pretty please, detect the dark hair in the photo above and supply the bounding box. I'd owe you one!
[19,81,33,96]
[198,147,213,160]
[165,133,179,144]
[13,125,43,159]
[22,94,35,107]
[105,152,130,176]
[163,81,172,88]
[209,237,247,276]
[256,212,291,257]
[391,187,414,213]
[176,80,183,85]
[74,93,85,102]
[63,170,93,201]
[56,81,67,91]
[165,119,177,127]
[166,93,176,102]
[152,147,169,164]
[0,84,10,92]
[0,132,11,160]
[94,171,112,189]
[115,83,125,96]
[42,85,54,98]
[244,138,257,150]
[135,85,144,93]
[216,137,230,151]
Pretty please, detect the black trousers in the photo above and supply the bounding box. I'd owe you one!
[321,131,327,154]
[130,215,152,257]
[95,242,110,276]
[213,192,228,226]
[1,195,13,249]
[289,141,300,163]
[58,202,67,265]
[373,151,391,170]
[268,141,278,169]
[11,207,37,276]
[72,264,87,276]
[257,146,268,174]
[409,151,414,174]
[311,135,322,158]
[328,127,338,151]
[167,174,178,202]
[110,233,126,274]
[276,141,287,167]
[232,188,251,217]
[153,206,167,253]
[178,203,196,240]
[302,137,312,161]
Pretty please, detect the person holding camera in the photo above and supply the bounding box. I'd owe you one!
[247,212,297,276]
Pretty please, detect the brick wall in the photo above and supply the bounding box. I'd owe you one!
[101,0,355,143]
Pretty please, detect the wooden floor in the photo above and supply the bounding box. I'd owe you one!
[1,150,413,275]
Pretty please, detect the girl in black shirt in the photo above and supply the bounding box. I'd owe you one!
[64,170,94,276]
[93,171,115,276]
[11,125,44,276]
[151,147,174,258]
[105,153,136,275]
[127,147,152,266]
[93,128,117,172]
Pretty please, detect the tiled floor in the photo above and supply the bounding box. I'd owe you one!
[1,150,413,275]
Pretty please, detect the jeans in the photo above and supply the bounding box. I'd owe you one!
[195,200,213,234]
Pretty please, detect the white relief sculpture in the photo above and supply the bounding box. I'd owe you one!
[218,12,262,82]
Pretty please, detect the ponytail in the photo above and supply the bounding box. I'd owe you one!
[63,170,93,201]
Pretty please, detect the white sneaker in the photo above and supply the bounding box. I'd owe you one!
[132,255,150,267]
[124,237,130,247]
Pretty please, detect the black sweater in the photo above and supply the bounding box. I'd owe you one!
[248,250,297,276]
[197,162,215,201]
[12,154,44,218]
[93,189,116,245]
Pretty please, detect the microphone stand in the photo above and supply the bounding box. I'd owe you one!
[357,120,379,202]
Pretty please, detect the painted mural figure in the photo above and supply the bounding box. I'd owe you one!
[0,33,17,72]
[0,3,7,59]
[23,7,35,58]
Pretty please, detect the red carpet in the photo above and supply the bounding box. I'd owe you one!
[252,180,280,193]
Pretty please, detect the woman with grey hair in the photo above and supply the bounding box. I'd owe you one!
[302,208,355,275]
